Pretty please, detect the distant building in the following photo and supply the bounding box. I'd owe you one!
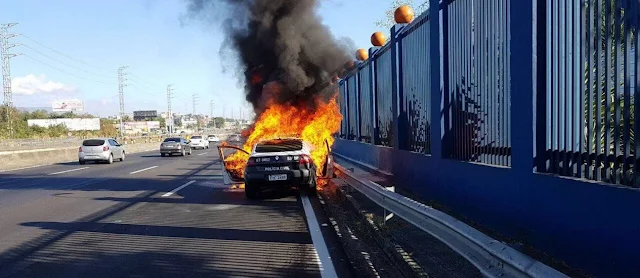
[133,110,158,121]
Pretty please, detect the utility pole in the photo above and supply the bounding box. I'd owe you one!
[210,100,215,128]
[117,66,128,139]
[1,23,20,137]
[192,93,199,130]
[166,84,174,136]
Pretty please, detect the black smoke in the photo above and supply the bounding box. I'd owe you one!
[184,0,354,114]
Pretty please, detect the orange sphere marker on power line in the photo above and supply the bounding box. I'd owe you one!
[394,5,415,24]
[371,32,387,47]
[356,48,369,61]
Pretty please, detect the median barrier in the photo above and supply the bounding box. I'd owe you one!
[0,141,162,172]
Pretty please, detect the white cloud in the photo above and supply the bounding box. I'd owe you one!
[11,74,77,96]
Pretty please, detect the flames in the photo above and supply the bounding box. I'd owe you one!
[222,96,342,178]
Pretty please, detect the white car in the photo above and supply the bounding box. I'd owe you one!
[189,135,209,149]
[78,138,125,164]
[207,134,220,142]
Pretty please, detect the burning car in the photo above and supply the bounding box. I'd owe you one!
[217,137,334,199]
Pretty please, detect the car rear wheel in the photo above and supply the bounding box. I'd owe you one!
[107,154,113,164]
[120,152,125,161]
[245,183,260,199]
[181,149,186,156]
[161,153,166,157]
[79,160,86,165]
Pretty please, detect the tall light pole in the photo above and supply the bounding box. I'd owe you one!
[117,66,128,139]
[166,84,174,136]
[1,23,20,137]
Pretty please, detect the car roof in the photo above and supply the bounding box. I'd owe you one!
[84,138,111,141]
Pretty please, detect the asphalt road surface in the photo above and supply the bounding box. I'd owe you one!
[0,145,352,278]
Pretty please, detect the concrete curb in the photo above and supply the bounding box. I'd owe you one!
[0,142,161,172]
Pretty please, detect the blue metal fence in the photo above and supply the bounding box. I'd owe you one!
[334,0,640,276]
[358,65,373,143]
[541,0,640,186]
[374,48,394,146]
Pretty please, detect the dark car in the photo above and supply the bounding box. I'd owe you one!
[160,137,192,157]
[241,138,336,199]
[228,134,242,142]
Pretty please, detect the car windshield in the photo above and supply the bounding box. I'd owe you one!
[163,138,181,142]
[254,139,303,153]
[82,139,105,146]
[191,136,202,139]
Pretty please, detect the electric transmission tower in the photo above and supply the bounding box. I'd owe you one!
[210,100,215,128]
[192,93,199,130]
[117,66,129,139]
[166,84,174,135]
[1,23,20,137]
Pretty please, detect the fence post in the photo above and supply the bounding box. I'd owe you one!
[370,47,379,145]
[391,25,405,150]
[510,0,537,174]
[355,72,361,141]
[429,0,442,159]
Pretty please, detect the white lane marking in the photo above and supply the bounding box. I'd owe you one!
[0,164,44,173]
[162,180,196,197]
[47,167,89,176]
[301,194,338,278]
[197,152,208,156]
[129,166,158,175]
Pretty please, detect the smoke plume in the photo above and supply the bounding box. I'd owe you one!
[184,0,353,114]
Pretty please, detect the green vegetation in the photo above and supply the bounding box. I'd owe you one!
[0,105,119,139]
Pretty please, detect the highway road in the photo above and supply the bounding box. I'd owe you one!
[0,145,352,278]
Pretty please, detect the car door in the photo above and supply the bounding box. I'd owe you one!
[108,139,121,159]
[319,139,335,179]
[216,145,250,182]
[113,139,124,157]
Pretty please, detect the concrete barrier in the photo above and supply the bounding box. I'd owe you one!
[0,142,162,172]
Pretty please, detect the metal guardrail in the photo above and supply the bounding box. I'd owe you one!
[333,162,569,278]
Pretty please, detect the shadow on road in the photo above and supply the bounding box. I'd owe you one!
[0,159,321,278]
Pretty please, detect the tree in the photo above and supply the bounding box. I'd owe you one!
[99,119,118,137]
[151,117,166,128]
[213,117,225,128]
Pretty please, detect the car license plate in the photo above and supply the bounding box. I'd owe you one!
[268,174,287,181]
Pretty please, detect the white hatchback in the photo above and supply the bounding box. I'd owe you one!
[78,138,125,164]
[189,135,209,149]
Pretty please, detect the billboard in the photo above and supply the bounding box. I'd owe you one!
[52,100,84,112]
[27,118,100,131]
[133,110,158,121]
[124,121,160,131]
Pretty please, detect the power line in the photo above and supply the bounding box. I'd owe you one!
[19,43,117,80]
[23,54,115,85]
[19,33,112,72]
[129,83,162,97]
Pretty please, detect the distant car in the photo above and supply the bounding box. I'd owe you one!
[242,138,330,199]
[78,138,125,164]
[189,135,209,149]
[207,134,220,143]
[228,134,242,142]
[160,137,192,157]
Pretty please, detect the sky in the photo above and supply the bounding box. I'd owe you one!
[0,0,396,118]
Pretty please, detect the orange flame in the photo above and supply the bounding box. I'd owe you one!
[223,96,342,178]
